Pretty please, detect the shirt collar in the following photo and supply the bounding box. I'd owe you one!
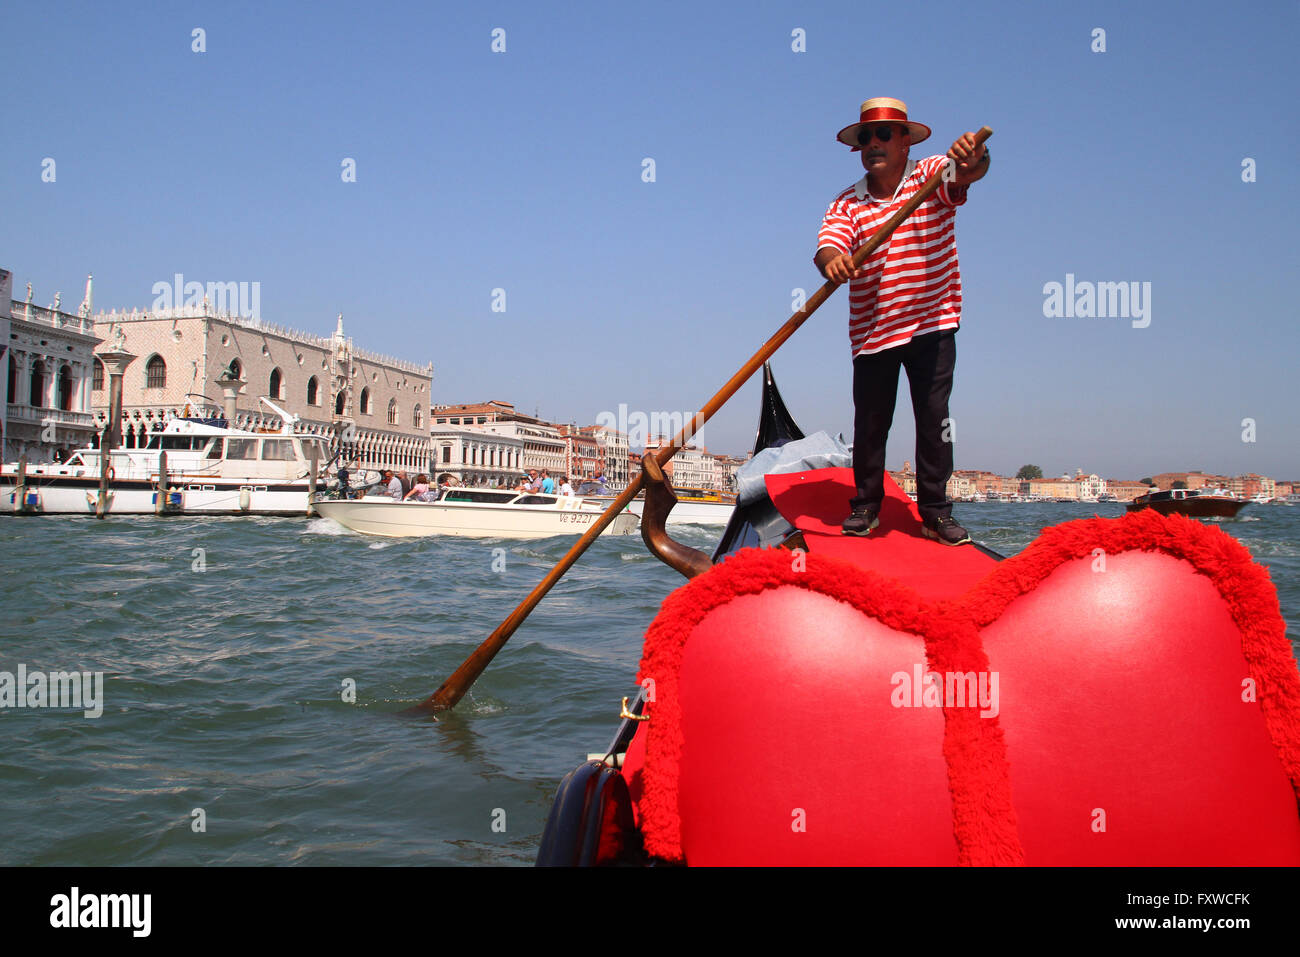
[853,159,918,203]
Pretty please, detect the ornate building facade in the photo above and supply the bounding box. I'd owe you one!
[2,268,101,462]
[430,401,565,477]
[429,425,525,486]
[589,425,630,493]
[89,307,433,473]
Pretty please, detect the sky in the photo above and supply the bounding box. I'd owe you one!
[6,0,1298,480]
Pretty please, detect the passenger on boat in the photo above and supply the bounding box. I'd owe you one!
[540,470,555,494]
[525,469,543,493]
[383,470,403,500]
[815,97,989,546]
[558,476,574,496]
[405,474,437,502]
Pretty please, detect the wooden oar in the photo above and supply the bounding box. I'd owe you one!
[409,125,993,714]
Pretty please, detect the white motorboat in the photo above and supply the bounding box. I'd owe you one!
[1,398,333,516]
[312,486,641,539]
[577,485,736,526]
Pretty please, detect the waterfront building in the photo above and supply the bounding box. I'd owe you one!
[1238,474,1276,499]
[945,472,974,501]
[1072,469,1106,500]
[713,453,747,493]
[644,437,716,489]
[952,469,1003,497]
[89,308,432,473]
[483,420,565,476]
[1148,471,1229,492]
[431,400,515,428]
[2,268,101,462]
[1105,481,1152,503]
[1026,477,1081,501]
[431,400,564,476]
[556,424,602,483]
[429,424,524,486]
[891,461,918,496]
[589,424,630,493]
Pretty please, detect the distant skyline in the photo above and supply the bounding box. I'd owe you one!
[5,0,1297,478]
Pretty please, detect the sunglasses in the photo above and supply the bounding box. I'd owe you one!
[857,125,908,145]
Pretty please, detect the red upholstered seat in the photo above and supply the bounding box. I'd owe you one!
[624,471,1300,865]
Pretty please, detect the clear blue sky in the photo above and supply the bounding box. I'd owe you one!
[7,0,1298,479]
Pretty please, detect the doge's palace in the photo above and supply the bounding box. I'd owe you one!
[90,306,433,474]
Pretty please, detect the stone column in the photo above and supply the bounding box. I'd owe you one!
[97,349,137,449]
[41,358,57,410]
[77,362,91,413]
[215,371,246,425]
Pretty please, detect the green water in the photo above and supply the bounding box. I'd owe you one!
[1,504,1296,865]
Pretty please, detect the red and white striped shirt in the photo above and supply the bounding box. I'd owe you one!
[818,155,967,357]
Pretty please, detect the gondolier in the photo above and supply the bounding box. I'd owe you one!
[815,97,989,544]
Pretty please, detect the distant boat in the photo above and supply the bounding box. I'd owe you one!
[583,486,736,526]
[1126,488,1248,518]
[312,487,640,539]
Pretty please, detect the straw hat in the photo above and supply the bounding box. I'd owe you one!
[837,97,931,149]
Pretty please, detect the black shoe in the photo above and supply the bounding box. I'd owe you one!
[841,506,879,537]
[922,515,971,546]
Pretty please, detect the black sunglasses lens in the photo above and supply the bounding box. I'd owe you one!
[859,126,897,145]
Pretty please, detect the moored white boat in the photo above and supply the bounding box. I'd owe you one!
[312,487,641,539]
[1,399,333,516]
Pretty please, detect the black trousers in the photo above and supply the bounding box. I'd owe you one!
[850,330,956,522]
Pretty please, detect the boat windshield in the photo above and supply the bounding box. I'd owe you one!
[261,439,296,461]
[441,488,521,504]
[146,434,210,451]
[225,438,258,460]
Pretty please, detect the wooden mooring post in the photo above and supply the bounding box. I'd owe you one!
[307,443,319,516]
[155,450,169,515]
[14,456,28,513]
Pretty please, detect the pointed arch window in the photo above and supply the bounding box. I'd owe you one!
[307,376,319,406]
[146,355,167,389]
[388,398,398,426]
[269,367,284,400]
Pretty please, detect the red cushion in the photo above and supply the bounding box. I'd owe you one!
[631,508,1300,865]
